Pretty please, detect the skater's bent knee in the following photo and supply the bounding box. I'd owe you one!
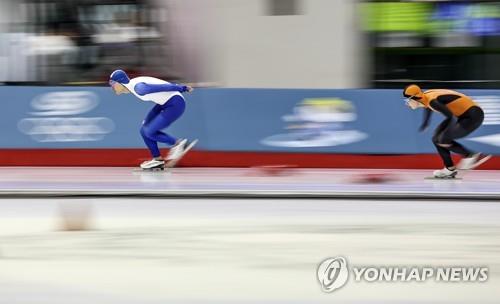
[433,134,452,147]
[437,143,452,148]
[432,135,440,144]
[140,125,155,139]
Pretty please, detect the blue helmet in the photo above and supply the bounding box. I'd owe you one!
[109,69,130,84]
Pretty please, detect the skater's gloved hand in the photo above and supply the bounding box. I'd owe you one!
[418,124,429,132]
[420,108,432,133]
[184,85,194,93]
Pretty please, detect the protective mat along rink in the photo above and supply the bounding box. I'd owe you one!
[0,167,500,199]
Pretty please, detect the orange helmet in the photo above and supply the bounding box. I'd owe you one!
[403,84,424,101]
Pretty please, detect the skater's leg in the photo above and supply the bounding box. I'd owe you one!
[434,107,488,170]
[447,141,473,157]
[432,120,455,168]
[438,121,478,156]
[438,107,484,159]
[140,104,168,158]
[143,104,162,125]
[158,96,186,135]
[433,143,455,168]
[141,118,177,146]
[140,96,186,157]
[141,96,186,145]
[140,127,162,158]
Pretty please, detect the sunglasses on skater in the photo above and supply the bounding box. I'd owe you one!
[109,80,129,95]
[405,95,424,110]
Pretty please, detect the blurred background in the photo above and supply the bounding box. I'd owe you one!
[3,0,500,88]
[0,0,211,85]
[361,0,500,89]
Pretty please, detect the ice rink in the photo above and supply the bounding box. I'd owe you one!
[0,167,499,303]
[1,167,500,199]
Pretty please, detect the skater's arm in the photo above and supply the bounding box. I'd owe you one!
[419,108,432,132]
[135,82,191,95]
[430,99,456,131]
[429,100,454,119]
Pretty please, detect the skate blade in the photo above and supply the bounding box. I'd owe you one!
[165,139,198,168]
[468,154,492,170]
[133,166,165,172]
[424,176,462,180]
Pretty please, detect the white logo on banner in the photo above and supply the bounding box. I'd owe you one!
[467,133,500,147]
[473,96,500,125]
[261,98,367,148]
[18,91,114,142]
[30,91,99,116]
[467,95,500,146]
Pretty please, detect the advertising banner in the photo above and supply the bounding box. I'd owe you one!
[1,87,499,155]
